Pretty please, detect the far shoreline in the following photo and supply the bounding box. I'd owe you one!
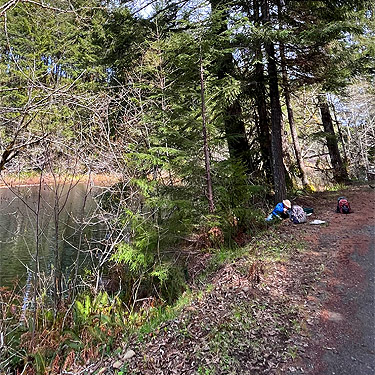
[0,172,121,189]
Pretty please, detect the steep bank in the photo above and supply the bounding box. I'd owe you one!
[74,185,374,375]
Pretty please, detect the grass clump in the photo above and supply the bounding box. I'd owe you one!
[135,289,195,341]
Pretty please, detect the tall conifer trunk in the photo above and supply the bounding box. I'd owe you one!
[318,95,349,183]
[277,0,308,188]
[210,0,252,173]
[200,55,215,213]
[253,0,272,180]
[331,103,349,165]
[261,0,286,203]
[279,42,309,187]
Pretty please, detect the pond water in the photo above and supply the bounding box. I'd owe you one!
[0,182,105,289]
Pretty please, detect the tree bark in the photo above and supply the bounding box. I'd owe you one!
[331,102,349,165]
[53,196,62,310]
[200,54,215,213]
[262,0,287,203]
[253,0,272,181]
[279,41,309,187]
[318,95,349,183]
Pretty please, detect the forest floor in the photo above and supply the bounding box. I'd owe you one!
[79,184,374,375]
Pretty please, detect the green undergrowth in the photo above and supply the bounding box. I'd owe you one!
[145,225,307,348]
[196,246,249,284]
[122,257,306,375]
[196,226,305,286]
[252,229,305,262]
[325,182,349,192]
[119,225,308,372]
[134,289,198,341]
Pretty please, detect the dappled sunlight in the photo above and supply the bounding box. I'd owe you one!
[320,309,344,323]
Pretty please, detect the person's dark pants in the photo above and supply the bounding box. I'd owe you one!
[280,211,289,219]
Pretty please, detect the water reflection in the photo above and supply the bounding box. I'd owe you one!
[0,183,104,288]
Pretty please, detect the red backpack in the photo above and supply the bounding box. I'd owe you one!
[337,197,351,214]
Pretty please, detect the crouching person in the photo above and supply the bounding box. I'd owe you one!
[265,199,291,222]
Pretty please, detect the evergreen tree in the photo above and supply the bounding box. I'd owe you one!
[261,0,287,201]
[209,0,253,174]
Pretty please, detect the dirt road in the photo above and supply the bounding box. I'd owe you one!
[293,185,375,375]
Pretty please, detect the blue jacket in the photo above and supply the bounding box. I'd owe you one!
[271,202,285,217]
